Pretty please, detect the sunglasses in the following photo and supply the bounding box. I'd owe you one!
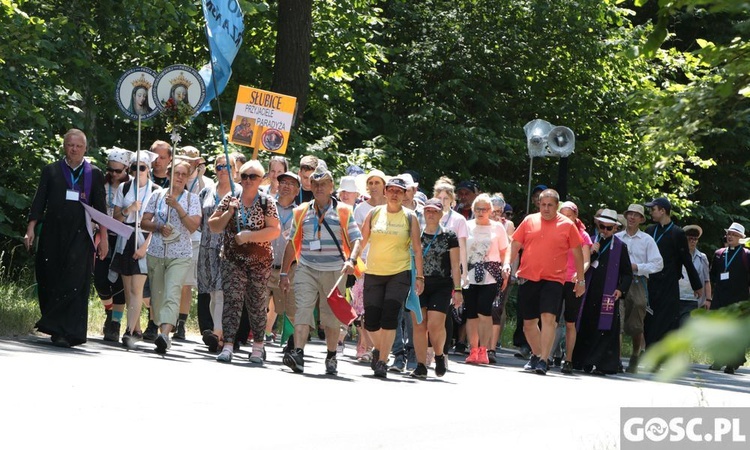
[106,167,125,174]
[240,173,262,181]
[504,212,514,218]
[474,207,490,213]
[597,223,614,231]
[215,164,228,171]
[129,164,148,172]
[300,164,316,171]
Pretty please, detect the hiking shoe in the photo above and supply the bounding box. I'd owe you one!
[154,333,170,354]
[374,360,388,378]
[535,359,548,375]
[553,356,562,367]
[477,347,490,364]
[283,349,304,373]
[142,321,158,341]
[410,363,428,379]
[173,321,186,340]
[264,332,275,343]
[487,349,497,364]
[514,345,531,359]
[465,347,480,364]
[453,342,467,355]
[104,321,120,342]
[122,330,141,349]
[325,356,338,375]
[524,355,540,371]
[389,354,406,372]
[202,330,220,353]
[371,349,380,370]
[561,361,573,374]
[724,366,736,375]
[216,349,233,363]
[435,354,447,377]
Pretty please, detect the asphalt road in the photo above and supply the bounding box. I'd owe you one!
[1,334,748,449]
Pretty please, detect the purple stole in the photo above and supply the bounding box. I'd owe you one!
[60,159,93,204]
[577,236,622,331]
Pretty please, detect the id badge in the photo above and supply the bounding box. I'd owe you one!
[309,240,321,251]
[720,272,730,281]
[66,190,80,201]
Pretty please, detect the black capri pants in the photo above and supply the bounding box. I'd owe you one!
[363,270,411,331]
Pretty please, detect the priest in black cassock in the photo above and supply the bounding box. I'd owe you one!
[24,129,109,347]
[573,209,633,375]
[643,197,702,347]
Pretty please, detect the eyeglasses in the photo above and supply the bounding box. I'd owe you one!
[129,164,148,172]
[597,223,614,231]
[687,237,699,241]
[278,180,298,187]
[173,171,189,178]
[504,212,514,218]
[106,167,125,174]
[300,164,316,171]
[240,173,262,181]
[215,164,228,171]
[474,207,490,213]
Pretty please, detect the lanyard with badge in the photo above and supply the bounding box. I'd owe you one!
[66,164,84,201]
[310,202,330,251]
[652,222,674,244]
[157,190,184,224]
[721,247,741,280]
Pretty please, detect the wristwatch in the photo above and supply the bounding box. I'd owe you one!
[576,280,586,286]
[347,257,357,265]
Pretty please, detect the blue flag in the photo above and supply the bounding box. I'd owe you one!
[199,0,244,113]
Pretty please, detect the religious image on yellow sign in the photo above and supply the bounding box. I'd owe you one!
[228,85,297,155]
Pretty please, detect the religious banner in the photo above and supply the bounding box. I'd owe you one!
[228,85,297,155]
[115,67,159,121]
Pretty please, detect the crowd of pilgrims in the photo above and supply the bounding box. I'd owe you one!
[25,131,747,378]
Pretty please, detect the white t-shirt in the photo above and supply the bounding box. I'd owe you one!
[466,220,508,285]
[114,179,156,223]
[440,209,469,239]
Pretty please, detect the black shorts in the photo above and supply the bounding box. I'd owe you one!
[518,280,564,321]
[464,283,498,319]
[561,281,582,323]
[419,278,453,314]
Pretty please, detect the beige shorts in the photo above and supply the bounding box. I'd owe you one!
[623,276,648,336]
[267,265,299,323]
[182,240,200,286]
[293,264,346,330]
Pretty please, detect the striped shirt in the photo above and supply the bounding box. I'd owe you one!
[291,200,362,271]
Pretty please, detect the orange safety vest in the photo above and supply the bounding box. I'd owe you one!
[290,200,364,277]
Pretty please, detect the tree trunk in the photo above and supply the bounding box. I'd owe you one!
[271,0,312,125]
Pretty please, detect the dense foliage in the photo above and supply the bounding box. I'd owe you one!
[2,0,750,268]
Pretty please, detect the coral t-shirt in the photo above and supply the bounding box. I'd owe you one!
[512,213,583,284]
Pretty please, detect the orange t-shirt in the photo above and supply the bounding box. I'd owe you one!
[512,213,582,284]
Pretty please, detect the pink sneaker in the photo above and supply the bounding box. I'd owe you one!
[477,347,490,364]
[465,347,480,364]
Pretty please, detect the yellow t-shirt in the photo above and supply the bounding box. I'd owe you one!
[366,207,412,276]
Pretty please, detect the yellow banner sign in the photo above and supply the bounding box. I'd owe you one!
[228,85,297,155]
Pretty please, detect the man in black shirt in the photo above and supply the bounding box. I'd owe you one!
[643,197,702,347]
